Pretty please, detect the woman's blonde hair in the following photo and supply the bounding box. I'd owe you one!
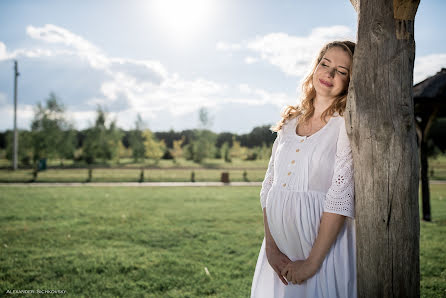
[271,40,355,132]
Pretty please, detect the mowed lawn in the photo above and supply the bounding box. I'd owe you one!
[0,186,265,297]
[0,185,445,297]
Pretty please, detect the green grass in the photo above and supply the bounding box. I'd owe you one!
[0,186,264,297]
[0,185,445,297]
[430,155,446,181]
[420,184,446,298]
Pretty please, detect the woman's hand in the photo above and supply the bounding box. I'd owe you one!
[263,208,290,285]
[280,212,345,285]
[265,245,291,285]
[265,244,291,285]
[281,259,320,285]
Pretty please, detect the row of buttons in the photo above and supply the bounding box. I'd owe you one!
[283,139,305,187]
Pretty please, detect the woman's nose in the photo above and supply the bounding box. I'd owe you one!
[328,68,336,78]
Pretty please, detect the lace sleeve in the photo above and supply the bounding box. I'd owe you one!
[324,119,355,218]
[260,131,281,209]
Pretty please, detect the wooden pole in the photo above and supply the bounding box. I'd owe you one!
[13,60,19,170]
[348,0,420,297]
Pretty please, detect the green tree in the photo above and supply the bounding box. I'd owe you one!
[198,107,214,129]
[30,92,75,164]
[221,141,231,163]
[117,140,132,162]
[5,130,33,166]
[59,129,77,165]
[82,106,122,164]
[143,129,165,164]
[258,142,270,160]
[230,136,248,160]
[170,136,185,163]
[190,107,217,163]
[128,114,146,162]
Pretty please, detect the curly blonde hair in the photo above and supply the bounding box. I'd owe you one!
[271,40,355,132]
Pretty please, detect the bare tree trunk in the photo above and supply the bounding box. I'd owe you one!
[347,0,420,297]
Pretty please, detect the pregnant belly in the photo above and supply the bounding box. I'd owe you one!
[265,188,325,261]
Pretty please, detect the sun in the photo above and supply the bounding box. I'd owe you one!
[149,0,217,43]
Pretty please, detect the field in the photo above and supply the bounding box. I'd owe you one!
[0,155,445,183]
[0,185,445,297]
[0,168,267,183]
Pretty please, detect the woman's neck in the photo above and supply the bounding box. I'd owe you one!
[313,95,335,118]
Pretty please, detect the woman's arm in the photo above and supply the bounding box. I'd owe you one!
[263,207,291,285]
[306,212,345,268]
[259,130,291,284]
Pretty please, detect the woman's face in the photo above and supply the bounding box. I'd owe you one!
[312,46,352,99]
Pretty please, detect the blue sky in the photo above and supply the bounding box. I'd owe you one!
[0,0,445,134]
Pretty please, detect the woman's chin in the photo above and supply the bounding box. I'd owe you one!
[314,88,333,98]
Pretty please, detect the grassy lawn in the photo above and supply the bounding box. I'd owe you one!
[0,186,264,297]
[430,155,446,181]
[420,184,446,298]
[0,185,445,297]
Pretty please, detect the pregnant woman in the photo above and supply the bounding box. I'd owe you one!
[251,40,356,298]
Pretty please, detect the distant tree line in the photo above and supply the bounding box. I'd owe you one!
[2,93,443,169]
[0,93,279,168]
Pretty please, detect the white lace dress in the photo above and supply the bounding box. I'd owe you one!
[251,114,356,298]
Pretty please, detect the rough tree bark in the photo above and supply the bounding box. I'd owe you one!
[347,0,420,297]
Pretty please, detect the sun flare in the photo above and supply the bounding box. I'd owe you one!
[149,0,216,43]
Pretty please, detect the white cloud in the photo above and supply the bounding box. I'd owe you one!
[414,53,446,84]
[0,42,9,60]
[216,41,242,51]
[1,24,300,131]
[25,24,168,85]
[218,25,355,77]
[244,56,258,64]
[26,24,108,68]
[234,83,296,107]
[239,83,252,94]
[0,101,35,130]
[65,109,99,130]
[0,40,73,61]
[23,24,229,118]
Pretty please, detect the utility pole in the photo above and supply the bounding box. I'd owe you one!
[13,60,19,170]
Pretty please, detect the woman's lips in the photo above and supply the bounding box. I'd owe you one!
[319,79,333,87]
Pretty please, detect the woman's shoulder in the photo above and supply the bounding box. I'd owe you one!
[278,116,298,136]
[331,111,346,124]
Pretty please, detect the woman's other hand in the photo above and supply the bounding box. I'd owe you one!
[265,244,291,285]
[281,259,319,285]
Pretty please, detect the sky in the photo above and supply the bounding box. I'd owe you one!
[0,0,445,134]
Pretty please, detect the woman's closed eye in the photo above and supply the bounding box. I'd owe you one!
[322,63,347,76]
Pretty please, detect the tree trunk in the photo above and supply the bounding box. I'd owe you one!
[347,0,420,297]
[420,138,431,221]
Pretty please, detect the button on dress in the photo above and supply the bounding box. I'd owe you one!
[251,114,356,298]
